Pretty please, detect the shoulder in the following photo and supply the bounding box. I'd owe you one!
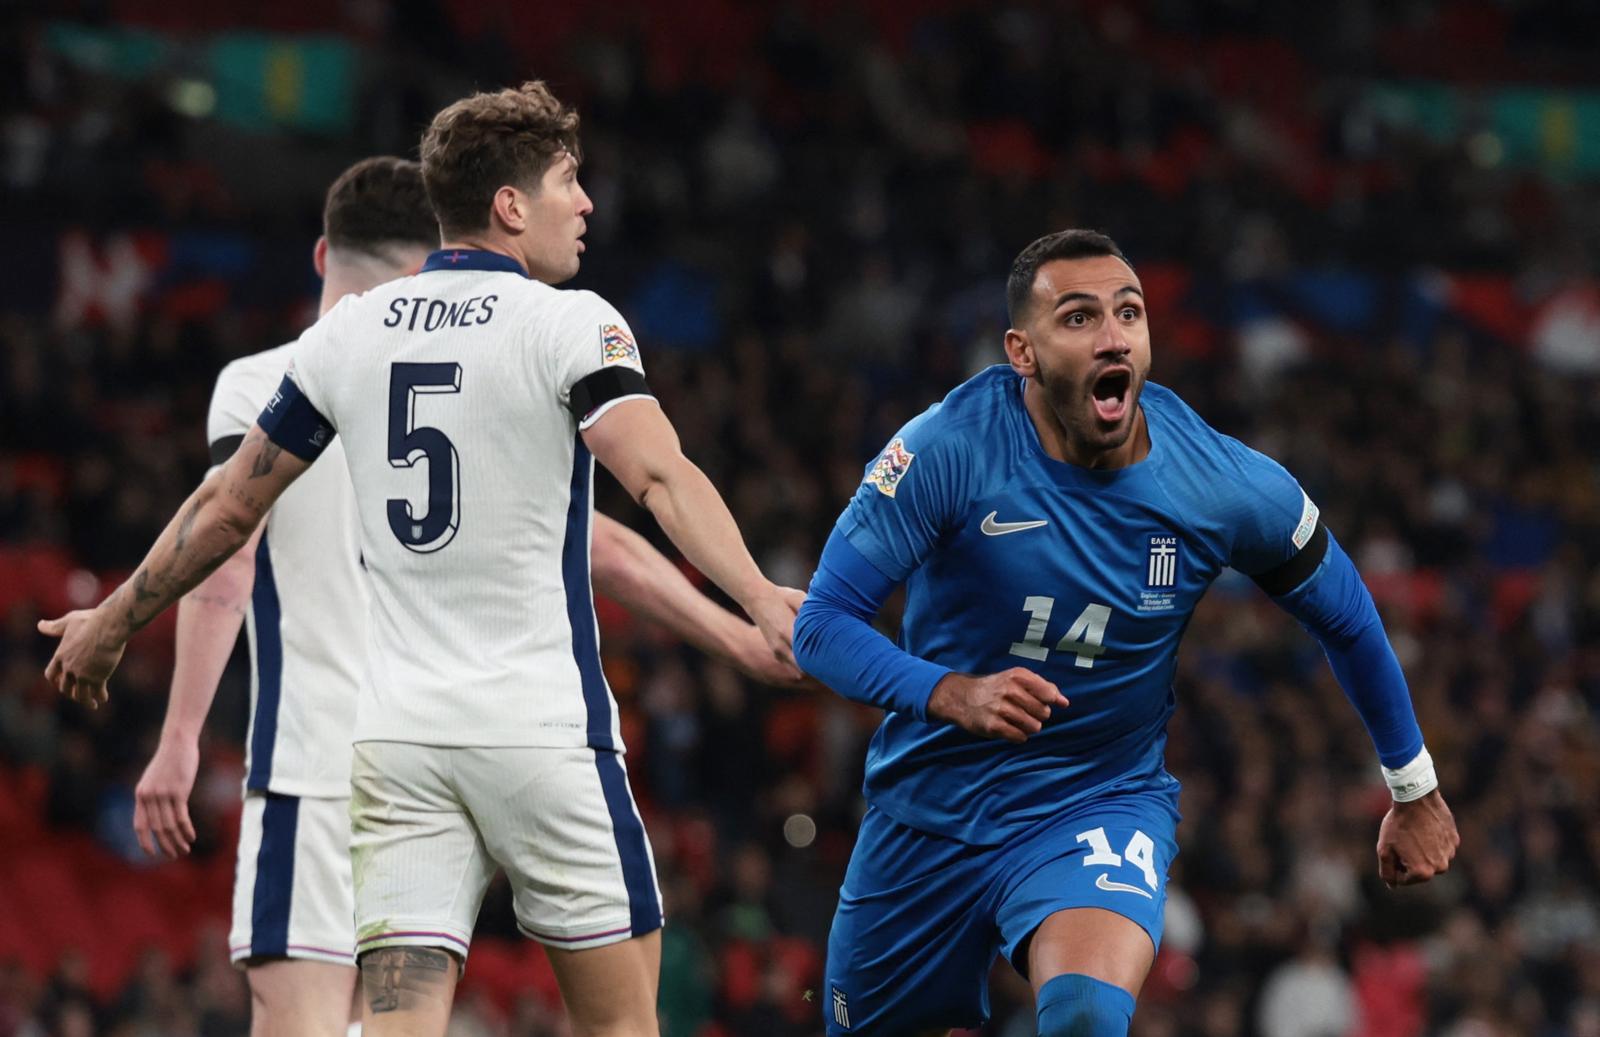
[214,341,295,402]
[1145,382,1288,482]
[536,286,627,330]
[1144,382,1311,554]
[862,366,1015,500]
[894,365,1017,457]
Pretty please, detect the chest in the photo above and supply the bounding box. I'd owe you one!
[911,478,1223,667]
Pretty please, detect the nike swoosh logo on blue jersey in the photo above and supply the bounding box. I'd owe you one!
[979,511,1048,536]
[1095,873,1154,899]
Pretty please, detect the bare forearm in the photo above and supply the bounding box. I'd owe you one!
[637,458,767,610]
[591,516,745,658]
[101,478,261,641]
[161,535,257,743]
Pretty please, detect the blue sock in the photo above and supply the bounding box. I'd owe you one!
[1035,973,1135,1037]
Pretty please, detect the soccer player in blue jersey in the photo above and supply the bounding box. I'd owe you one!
[793,229,1460,1037]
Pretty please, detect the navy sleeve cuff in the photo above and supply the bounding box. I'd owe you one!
[257,374,335,462]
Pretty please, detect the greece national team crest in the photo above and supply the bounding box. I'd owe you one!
[831,987,850,1029]
[1139,533,1180,612]
[600,323,640,368]
[1146,534,1179,588]
[865,437,915,498]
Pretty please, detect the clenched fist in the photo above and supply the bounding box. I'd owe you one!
[926,667,1069,743]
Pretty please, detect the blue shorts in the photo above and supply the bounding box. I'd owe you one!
[823,785,1179,1035]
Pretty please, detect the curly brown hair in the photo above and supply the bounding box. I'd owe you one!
[323,156,437,256]
[420,81,582,238]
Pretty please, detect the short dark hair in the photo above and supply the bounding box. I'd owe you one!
[323,156,437,256]
[1005,229,1133,326]
[420,80,582,239]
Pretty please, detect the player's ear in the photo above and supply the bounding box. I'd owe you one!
[1004,328,1036,377]
[312,236,328,279]
[492,185,527,233]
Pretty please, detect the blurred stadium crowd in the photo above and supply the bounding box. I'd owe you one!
[3,0,1600,1034]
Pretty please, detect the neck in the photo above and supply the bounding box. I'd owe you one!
[1022,377,1149,470]
[318,251,414,316]
[439,232,527,275]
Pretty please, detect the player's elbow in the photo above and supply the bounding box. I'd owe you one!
[791,596,833,675]
[632,452,698,514]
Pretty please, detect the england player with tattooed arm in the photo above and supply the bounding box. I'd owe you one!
[127,158,806,1037]
[42,81,802,1037]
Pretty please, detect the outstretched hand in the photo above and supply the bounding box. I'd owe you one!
[1377,788,1460,888]
[38,609,125,710]
[747,584,806,672]
[927,667,1069,743]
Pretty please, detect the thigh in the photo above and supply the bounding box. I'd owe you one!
[543,928,661,1036]
[349,742,495,963]
[231,792,356,968]
[464,746,662,952]
[995,789,1179,987]
[823,807,1000,1037]
[246,958,357,1037]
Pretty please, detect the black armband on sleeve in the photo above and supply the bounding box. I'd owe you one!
[257,374,335,462]
[209,433,246,466]
[1250,521,1328,596]
[568,367,652,421]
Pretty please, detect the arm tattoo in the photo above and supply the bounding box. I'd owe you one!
[361,947,453,1014]
[131,570,159,603]
[174,497,203,554]
[249,440,283,479]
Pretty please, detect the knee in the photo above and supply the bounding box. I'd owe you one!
[1035,973,1134,1037]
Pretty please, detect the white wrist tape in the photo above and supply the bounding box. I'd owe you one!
[1381,747,1438,802]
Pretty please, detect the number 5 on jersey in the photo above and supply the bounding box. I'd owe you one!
[388,362,462,553]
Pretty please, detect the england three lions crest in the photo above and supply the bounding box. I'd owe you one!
[865,438,915,498]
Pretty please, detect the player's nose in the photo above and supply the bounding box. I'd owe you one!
[1093,324,1131,359]
[574,181,595,216]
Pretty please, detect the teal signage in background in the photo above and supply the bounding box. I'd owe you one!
[1370,83,1600,176]
[207,34,355,135]
[44,23,356,136]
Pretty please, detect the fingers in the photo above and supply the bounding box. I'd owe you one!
[996,702,1045,737]
[148,796,177,858]
[1005,667,1069,709]
[779,587,807,612]
[1007,687,1053,724]
[177,799,197,850]
[133,797,156,857]
[1377,845,1400,888]
[37,616,66,637]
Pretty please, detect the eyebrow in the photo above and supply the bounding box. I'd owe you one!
[1052,285,1144,308]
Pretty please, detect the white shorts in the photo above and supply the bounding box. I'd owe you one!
[229,791,356,967]
[349,742,662,961]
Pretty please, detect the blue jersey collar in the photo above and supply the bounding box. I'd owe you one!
[421,249,529,276]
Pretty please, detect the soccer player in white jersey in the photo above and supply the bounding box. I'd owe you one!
[40,81,802,1037]
[127,156,805,1037]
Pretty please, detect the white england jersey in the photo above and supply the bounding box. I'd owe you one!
[208,343,367,797]
[263,249,651,750]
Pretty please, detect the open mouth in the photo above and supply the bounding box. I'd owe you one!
[1090,367,1132,424]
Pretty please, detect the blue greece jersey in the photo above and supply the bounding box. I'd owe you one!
[839,365,1316,847]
